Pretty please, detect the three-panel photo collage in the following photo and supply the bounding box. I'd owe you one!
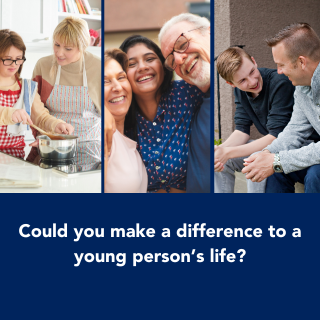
[0,0,210,193]
[2,0,319,194]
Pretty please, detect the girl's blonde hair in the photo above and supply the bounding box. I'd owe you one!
[50,16,90,78]
[0,29,26,80]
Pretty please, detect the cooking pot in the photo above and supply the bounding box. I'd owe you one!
[37,135,78,160]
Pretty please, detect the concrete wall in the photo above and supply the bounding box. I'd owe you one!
[214,0,233,141]
[214,0,320,141]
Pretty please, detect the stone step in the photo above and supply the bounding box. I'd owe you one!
[234,172,304,193]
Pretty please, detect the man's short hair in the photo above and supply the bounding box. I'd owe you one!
[159,13,210,44]
[217,47,252,83]
[266,23,320,62]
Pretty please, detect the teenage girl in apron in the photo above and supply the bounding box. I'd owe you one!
[0,29,73,160]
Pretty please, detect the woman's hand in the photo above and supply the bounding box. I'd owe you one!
[12,110,33,125]
[55,123,74,135]
[105,108,116,155]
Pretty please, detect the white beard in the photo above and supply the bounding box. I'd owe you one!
[181,56,210,91]
[190,59,210,90]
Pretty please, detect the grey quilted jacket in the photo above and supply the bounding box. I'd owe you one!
[266,62,320,173]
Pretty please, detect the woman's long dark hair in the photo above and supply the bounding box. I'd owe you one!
[119,35,173,141]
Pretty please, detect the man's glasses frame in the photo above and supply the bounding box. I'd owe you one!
[1,58,26,66]
[164,26,204,71]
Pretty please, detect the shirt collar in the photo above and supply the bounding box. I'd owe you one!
[311,62,320,102]
[137,101,166,122]
[204,87,210,98]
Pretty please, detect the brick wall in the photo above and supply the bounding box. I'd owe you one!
[104,0,205,32]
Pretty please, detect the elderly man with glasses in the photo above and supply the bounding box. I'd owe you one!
[159,13,211,193]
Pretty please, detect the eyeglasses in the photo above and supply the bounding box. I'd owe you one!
[164,26,204,71]
[1,58,26,66]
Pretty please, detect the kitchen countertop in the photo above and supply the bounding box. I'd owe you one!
[0,149,101,193]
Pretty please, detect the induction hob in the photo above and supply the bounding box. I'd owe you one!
[0,140,101,176]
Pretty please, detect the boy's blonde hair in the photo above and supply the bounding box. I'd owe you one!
[50,16,90,78]
[217,47,252,83]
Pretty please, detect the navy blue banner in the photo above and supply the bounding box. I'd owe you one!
[1,194,319,319]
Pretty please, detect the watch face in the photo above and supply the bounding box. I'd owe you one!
[274,165,282,172]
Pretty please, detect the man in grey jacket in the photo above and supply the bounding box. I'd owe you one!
[242,23,320,193]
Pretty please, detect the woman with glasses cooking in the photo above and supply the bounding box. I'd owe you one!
[105,35,203,193]
[0,29,73,158]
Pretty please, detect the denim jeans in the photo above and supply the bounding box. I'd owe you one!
[214,155,267,193]
[266,164,320,193]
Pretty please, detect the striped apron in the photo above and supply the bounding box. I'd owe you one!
[45,59,101,142]
[76,140,101,171]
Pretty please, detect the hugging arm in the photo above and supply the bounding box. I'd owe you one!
[104,138,108,192]
[105,107,116,155]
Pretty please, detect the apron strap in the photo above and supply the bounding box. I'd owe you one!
[82,57,88,87]
[55,65,61,85]
[15,74,22,89]
[55,55,88,87]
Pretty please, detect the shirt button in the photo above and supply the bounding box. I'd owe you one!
[153,122,156,126]
[161,180,166,183]
[157,138,161,142]
[155,151,159,154]
[156,166,160,170]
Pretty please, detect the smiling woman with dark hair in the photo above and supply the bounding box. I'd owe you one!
[104,48,147,193]
[105,35,204,193]
[120,35,173,140]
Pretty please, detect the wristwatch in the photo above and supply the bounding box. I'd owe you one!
[273,153,283,173]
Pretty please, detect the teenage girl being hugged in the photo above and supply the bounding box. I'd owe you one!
[119,36,204,193]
